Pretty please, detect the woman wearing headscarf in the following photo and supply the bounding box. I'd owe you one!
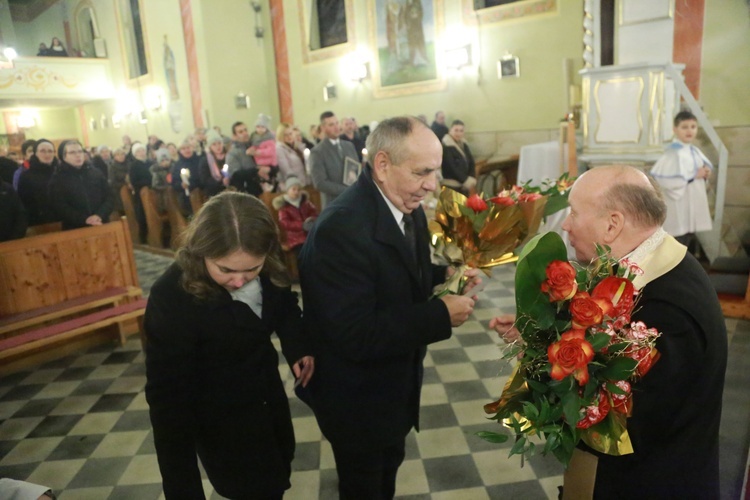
[17,138,60,226]
[48,140,113,230]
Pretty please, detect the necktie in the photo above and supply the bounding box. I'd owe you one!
[336,141,343,159]
[403,213,418,265]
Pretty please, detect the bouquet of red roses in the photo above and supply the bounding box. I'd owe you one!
[479,232,661,467]
[429,186,547,295]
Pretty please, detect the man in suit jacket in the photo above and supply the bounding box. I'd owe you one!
[309,111,359,207]
[298,116,478,499]
[492,165,727,499]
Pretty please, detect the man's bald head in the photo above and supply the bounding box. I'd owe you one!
[576,165,667,230]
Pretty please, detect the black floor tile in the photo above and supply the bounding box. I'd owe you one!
[66,456,132,488]
[108,483,163,500]
[102,351,140,365]
[12,398,64,418]
[430,348,470,365]
[47,434,105,461]
[456,332,495,348]
[422,455,484,492]
[291,441,321,471]
[55,367,97,382]
[422,366,440,385]
[527,451,565,479]
[0,462,40,482]
[419,404,459,430]
[70,379,114,396]
[0,384,46,402]
[444,380,490,403]
[89,393,138,413]
[27,414,82,438]
[486,479,550,499]
[111,410,152,432]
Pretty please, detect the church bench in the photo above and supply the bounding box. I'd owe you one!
[140,186,170,248]
[0,218,145,373]
[0,286,142,337]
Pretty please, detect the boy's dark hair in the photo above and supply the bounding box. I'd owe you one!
[319,111,335,123]
[451,119,464,127]
[231,121,245,135]
[674,111,697,127]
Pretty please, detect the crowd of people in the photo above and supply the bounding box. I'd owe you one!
[0,110,726,500]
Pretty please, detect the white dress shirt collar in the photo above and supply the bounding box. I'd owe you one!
[375,183,406,234]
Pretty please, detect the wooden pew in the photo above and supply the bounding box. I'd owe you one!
[25,221,63,237]
[120,185,141,246]
[189,188,207,215]
[0,218,146,375]
[165,189,188,249]
[140,186,169,248]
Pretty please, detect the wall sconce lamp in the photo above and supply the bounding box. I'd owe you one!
[251,2,264,39]
[349,61,369,82]
[1,46,17,69]
[16,110,36,129]
[445,45,472,70]
[497,53,520,79]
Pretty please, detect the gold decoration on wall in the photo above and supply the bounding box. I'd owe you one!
[0,66,79,91]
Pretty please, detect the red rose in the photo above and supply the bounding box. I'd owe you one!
[489,195,515,207]
[540,260,578,302]
[592,277,635,319]
[609,380,631,414]
[466,194,488,212]
[548,329,594,385]
[570,292,604,329]
[577,389,611,429]
[519,192,543,202]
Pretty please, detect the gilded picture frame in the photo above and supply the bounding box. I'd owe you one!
[298,0,356,64]
[368,0,446,98]
[462,0,558,26]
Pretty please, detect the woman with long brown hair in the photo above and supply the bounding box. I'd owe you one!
[145,191,314,499]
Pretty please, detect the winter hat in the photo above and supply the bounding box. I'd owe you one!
[206,129,223,146]
[285,176,302,190]
[155,148,171,163]
[255,113,271,130]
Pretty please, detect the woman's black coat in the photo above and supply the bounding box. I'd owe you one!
[144,263,310,499]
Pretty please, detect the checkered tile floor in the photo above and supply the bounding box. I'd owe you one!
[1,250,748,499]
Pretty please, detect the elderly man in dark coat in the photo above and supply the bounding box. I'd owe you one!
[299,116,478,499]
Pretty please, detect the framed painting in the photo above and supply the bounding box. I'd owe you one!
[368,0,446,98]
[298,0,356,64]
[462,0,558,26]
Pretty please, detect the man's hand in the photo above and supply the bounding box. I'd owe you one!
[85,215,103,226]
[460,268,483,298]
[489,314,520,343]
[441,294,475,327]
[245,146,257,156]
[293,356,315,388]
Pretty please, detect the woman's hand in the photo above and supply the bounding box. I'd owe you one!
[293,356,315,388]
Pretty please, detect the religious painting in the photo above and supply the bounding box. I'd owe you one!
[462,0,557,25]
[369,0,446,98]
[298,0,356,63]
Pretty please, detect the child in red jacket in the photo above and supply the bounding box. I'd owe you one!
[273,176,318,256]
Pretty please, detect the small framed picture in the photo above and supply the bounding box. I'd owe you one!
[343,156,361,186]
[498,56,520,79]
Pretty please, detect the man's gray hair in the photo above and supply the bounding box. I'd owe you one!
[365,116,425,166]
[601,169,667,228]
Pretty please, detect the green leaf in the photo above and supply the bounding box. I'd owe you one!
[527,379,549,394]
[562,391,581,428]
[515,233,568,330]
[522,401,540,421]
[600,357,638,381]
[510,436,527,455]
[543,191,570,217]
[458,203,476,219]
[543,431,560,454]
[475,431,510,443]
[588,332,611,351]
[607,342,630,354]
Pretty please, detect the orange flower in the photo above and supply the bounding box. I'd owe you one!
[570,292,605,329]
[466,194,488,212]
[592,276,635,319]
[548,329,594,385]
[519,192,543,202]
[541,260,578,302]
